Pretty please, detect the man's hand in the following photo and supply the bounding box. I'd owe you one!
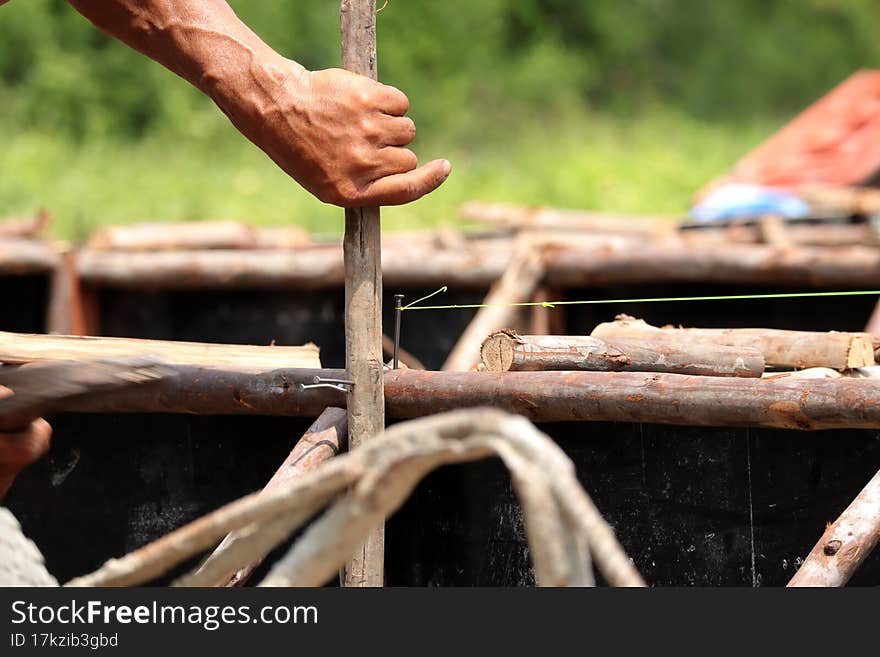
[65,0,450,208]
[0,387,51,499]
[218,60,451,207]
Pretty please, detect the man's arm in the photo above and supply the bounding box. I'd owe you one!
[64,0,451,207]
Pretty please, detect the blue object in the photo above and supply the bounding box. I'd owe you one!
[690,184,812,222]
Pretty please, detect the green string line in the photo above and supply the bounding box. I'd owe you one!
[400,288,880,312]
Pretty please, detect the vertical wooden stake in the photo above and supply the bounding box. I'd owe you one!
[340,0,386,587]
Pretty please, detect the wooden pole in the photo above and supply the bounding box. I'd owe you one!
[592,316,876,370]
[443,236,545,371]
[340,0,385,587]
[788,467,880,587]
[50,367,880,431]
[480,331,765,377]
[189,408,348,587]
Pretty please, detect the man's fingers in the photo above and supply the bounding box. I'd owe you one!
[359,159,452,206]
[0,418,52,467]
[377,84,410,116]
[374,147,418,177]
[376,116,416,146]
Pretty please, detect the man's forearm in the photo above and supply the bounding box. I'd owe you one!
[63,0,449,207]
[66,0,301,112]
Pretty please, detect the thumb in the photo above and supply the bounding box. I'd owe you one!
[359,159,452,206]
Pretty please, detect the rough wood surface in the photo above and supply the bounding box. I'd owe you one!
[0,331,320,371]
[50,367,880,431]
[480,331,765,377]
[592,316,875,370]
[443,237,545,371]
[46,250,88,336]
[89,221,260,251]
[686,223,876,247]
[75,238,880,291]
[66,409,643,588]
[0,238,60,275]
[461,201,677,236]
[77,243,511,289]
[788,468,880,587]
[0,210,51,239]
[185,408,348,587]
[340,0,385,588]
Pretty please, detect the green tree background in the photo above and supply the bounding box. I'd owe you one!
[1,0,878,238]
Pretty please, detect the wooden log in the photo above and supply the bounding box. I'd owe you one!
[0,209,51,239]
[77,239,880,291]
[443,237,545,371]
[480,331,765,378]
[88,221,259,251]
[0,238,61,276]
[0,331,321,371]
[51,367,880,431]
[542,241,880,289]
[461,201,677,236]
[76,244,511,290]
[46,249,88,335]
[796,184,880,217]
[688,223,874,247]
[591,316,875,370]
[190,408,348,587]
[252,226,311,250]
[788,467,880,587]
[340,0,385,588]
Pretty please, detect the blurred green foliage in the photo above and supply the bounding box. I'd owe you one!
[3,0,879,140]
[0,1,878,237]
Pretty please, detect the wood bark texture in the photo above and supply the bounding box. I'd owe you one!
[591,316,875,370]
[341,0,385,587]
[787,468,880,587]
[0,331,320,371]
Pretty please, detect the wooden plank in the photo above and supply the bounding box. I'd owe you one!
[0,331,320,371]
[340,0,385,588]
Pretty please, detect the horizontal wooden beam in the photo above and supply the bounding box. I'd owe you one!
[48,367,880,431]
[0,238,60,276]
[0,331,320,371]
[75,238,880,291]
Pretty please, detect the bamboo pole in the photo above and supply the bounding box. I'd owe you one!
[340,0,385,587]
[788,468,880,587]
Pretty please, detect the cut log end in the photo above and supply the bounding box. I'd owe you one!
[480,330,522,372]
[846,336,875,369]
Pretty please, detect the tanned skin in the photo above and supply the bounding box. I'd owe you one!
[0,0,450,497]
[0,387,52,499]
